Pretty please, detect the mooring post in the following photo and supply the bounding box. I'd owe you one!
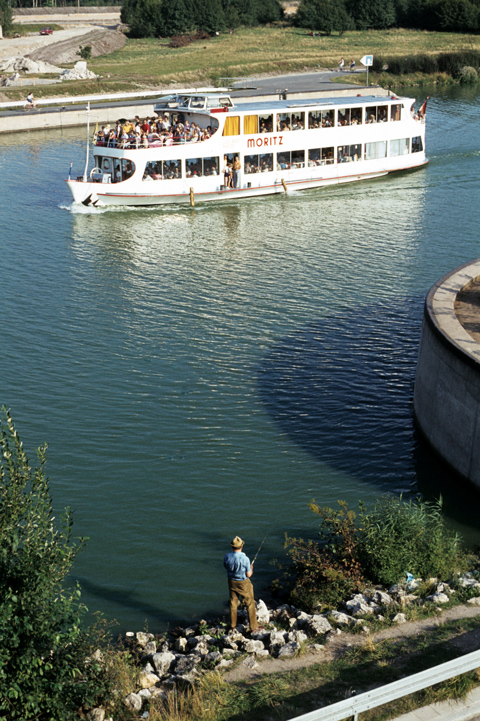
[281,178,288,194]
[190,187,195,207]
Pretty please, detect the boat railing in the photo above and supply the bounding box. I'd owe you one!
[94,134,216,150]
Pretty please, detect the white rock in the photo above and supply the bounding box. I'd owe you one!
[426,593,449,604]
[151,652,175,676]
[467,596,480,606]
[124,693,142,711]
[86,710,105,721]
[256,599,270,624]
[330,610,353,626]
[310,644,324,653]
[305,615,333,636]
[138,671,160,689]
[217,658,234,669]
[243,639,265,653]
[243,656,258,669]
[287,630,307,644]
[393,613,407,624]
[277,641,300,657]
[175,637,188,653]
[372,591,393,606]
[138,688,151,699]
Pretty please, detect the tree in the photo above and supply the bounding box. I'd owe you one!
[121,0,164,37]
[0,409,111,720]
[295,0,353,34]
[0,0,13,36]
[345,0,396,28]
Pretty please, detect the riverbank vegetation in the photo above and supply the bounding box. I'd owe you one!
[1,25,480,101]
[2,410,480,720]
[276,496,468,611]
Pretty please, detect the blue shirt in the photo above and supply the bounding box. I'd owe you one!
[224,551,251,580]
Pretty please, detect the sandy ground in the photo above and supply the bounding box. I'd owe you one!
[223,604,480,683]
[0,27,96,61]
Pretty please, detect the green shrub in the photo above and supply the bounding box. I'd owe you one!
[458,65,478,83]
[359,496,464,586]
[79,45,92,60]
[280,496,466,611]
[0,409,114,720]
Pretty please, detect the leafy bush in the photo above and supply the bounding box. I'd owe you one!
[0,409,114,720]
[79,45,92,60]
[359,496,463,586]
[458,65,479,83]
[282,500,364,609]
[279,496,466,611]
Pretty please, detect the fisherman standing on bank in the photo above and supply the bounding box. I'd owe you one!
[224,536,258,632]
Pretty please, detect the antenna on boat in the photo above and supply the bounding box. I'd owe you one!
[83,101,90,182]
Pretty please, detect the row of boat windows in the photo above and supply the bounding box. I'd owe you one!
[224,104,403,135]
[94,136,422,183]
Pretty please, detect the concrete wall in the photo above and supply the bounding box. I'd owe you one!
[414,259,480,486]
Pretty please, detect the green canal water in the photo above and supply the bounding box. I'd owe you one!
[0,84,479,631]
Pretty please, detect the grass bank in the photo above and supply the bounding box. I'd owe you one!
[2,26,480,100]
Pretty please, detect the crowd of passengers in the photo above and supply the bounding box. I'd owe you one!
[95,114,218,149]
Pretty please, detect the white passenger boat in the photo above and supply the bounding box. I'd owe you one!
[66,90,428,207]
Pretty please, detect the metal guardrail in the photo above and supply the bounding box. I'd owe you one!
[289,648,480,721]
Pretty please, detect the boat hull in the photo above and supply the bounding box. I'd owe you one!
[66,159,427,208]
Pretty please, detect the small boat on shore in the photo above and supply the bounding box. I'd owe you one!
[66,90,428,207]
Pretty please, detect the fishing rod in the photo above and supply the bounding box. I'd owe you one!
[251,530,272,565]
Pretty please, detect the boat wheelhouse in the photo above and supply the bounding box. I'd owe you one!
[66,90,428,207]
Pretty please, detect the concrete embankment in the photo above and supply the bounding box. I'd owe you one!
[414,258,480,486]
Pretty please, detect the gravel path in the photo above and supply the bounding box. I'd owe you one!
[0,27,95,61]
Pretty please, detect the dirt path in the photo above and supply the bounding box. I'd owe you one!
[0,27,95,61]
[223,604,480,683]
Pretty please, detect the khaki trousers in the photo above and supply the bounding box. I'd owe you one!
[228,578,257,631]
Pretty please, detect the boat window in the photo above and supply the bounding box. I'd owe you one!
[351,107,362,125]
[122,159,135,179]
[366,106,378,123]
[190,96,206,109]
[308,111,322,128]
[186,158,203,178]
[391,104,402,121]
[321,109,334,128]
[412,136,423,153]
[338,108,351,126]
[276,111,305,132]
[390,138,409,156]
[364,141,387,160]
[259,114,273,133]
[276,149,305,170]
[308,147,335,165]
[337,144,362,162]
[223,116,240,136]
[203,157,220,175]
[244,153,273,173]
[378,105,388,122]
[143,159,181,180]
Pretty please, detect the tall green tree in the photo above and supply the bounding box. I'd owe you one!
[295,0,353,34]
[0,0,13,36]
[345,0,396,28]
[0,409,111,720]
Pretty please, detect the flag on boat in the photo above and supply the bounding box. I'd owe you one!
[418,97,429,117]
[68,161,73,180]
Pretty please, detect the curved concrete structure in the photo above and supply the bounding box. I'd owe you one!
[414,258,480,485]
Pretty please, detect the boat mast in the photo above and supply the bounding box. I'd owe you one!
[83,102,90,182]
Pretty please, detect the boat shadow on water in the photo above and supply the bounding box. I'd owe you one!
[257,294,480,534]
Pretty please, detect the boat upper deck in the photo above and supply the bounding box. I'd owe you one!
[154,92,411,116]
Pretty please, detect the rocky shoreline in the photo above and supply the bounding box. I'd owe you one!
[87,573,480,721]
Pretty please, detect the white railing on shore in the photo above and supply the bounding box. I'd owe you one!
[0,87,229,111]
[288,648,480,721]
